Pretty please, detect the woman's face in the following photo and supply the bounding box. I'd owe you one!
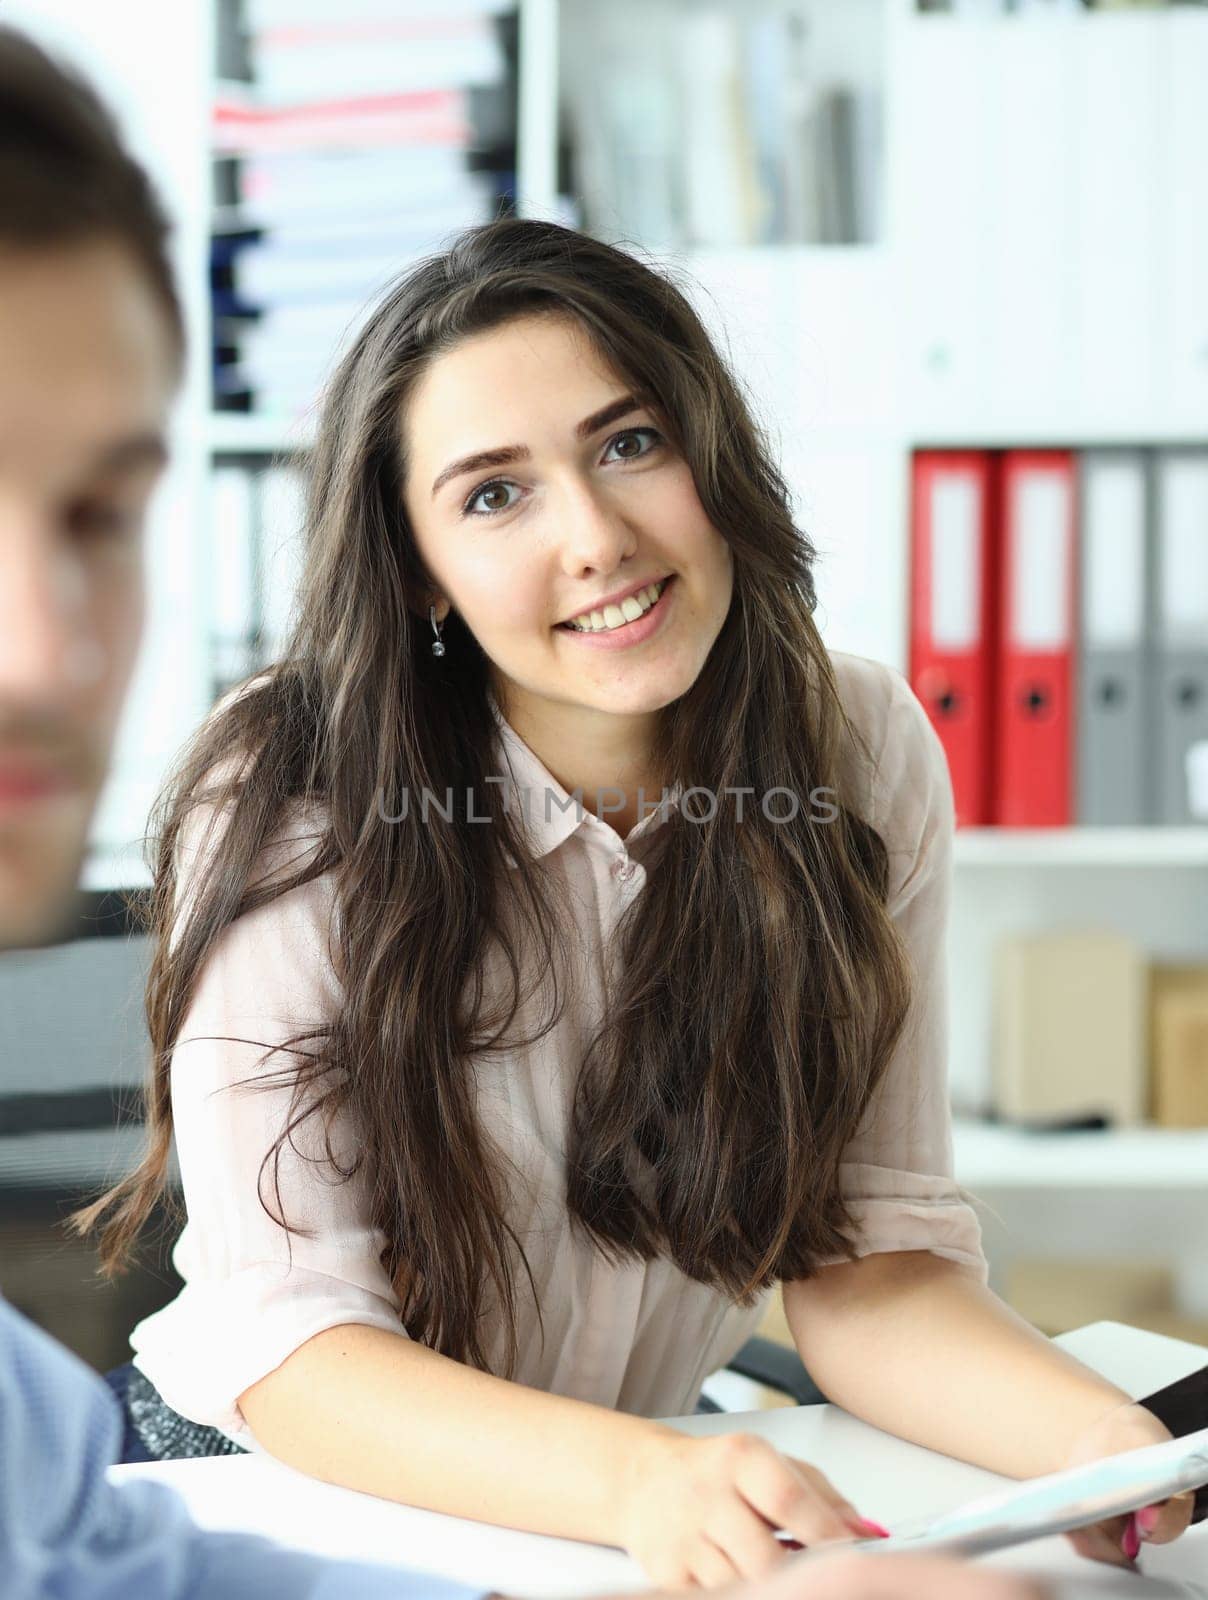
[400,312,734,729]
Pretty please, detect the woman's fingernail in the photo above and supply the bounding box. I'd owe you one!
[855,1519,891,1539]
[1137,1505,1162,1538]
[1122,1517,1141,1561]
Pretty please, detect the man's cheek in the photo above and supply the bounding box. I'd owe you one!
[94,576,145,718]
[0,798,93,945]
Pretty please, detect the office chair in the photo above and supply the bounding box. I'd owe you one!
[0,890,181,1372]
[705,1334,827,1412]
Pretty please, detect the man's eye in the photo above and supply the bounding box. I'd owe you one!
[464,480,520,516]
[67,502,137,540]
[603,428,662,464]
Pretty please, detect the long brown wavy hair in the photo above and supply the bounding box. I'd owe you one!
[74,219,913,1379]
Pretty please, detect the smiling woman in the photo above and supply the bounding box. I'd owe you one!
[70,218,1184,1588]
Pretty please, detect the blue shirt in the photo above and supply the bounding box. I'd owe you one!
[0,1296,489,1600]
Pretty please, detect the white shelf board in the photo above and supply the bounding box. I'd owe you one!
[953,828,1208,868]
[953,1117,1208,1192]
[905,7,1187,31]
[910,428,1208,452]
[207,413,315,455]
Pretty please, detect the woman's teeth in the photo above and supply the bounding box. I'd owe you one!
[562,578,668,633]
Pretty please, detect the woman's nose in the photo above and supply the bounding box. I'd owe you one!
[556,478,638,573]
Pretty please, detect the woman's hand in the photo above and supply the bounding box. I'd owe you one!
[1061,1400,1195,1569]
[617,1428,885,1590]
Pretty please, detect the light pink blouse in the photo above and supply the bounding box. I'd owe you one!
[129,651,985,1445]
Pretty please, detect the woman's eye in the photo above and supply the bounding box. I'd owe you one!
[603,427,661,464]
[464,480,520,516]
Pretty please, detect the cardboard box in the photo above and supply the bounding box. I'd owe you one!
[1149,965,1208,1128]
[993,932,1147,1125]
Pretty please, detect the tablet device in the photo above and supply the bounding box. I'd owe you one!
[837,1424,1208,1560]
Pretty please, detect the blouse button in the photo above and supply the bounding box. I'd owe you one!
[614,858,635,882]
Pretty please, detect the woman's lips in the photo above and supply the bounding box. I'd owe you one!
[555,575,676,650]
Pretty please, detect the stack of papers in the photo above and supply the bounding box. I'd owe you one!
[212,0,517,419]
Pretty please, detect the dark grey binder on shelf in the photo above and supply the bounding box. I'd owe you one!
[1153,451,1208,826]
[1076,451,1152,825]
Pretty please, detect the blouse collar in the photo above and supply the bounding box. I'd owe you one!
[485,687,682,868]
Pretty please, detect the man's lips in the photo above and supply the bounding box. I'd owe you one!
[0,763,78,801]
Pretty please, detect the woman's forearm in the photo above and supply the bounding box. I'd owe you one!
[238,1322,675,1544]
[783,1252,1132,1479]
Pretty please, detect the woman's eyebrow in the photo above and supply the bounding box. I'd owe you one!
[574,394,642,440]
[429,395,645,500]
[431,444,528,500]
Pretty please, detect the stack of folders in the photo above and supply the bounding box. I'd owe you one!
[212,0,517,418]
[909,449,1208,828]
[208,463,307,693]
[559,1,882,249]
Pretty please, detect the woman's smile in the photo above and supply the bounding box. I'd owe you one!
[555,574,677,650]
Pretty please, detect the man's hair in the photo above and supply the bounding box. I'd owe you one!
[0,25,184,354]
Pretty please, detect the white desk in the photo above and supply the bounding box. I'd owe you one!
[110,1323,1208,1600]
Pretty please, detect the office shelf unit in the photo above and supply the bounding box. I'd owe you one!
[479,0,1208,1288]
[475,0,1208,1142]
[952,1116,1208,1324]
[952,1118,1208,1194]
[953,829,1208,870]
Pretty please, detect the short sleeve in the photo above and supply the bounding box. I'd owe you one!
[822,655,987,1278]
[129,790,407,1441]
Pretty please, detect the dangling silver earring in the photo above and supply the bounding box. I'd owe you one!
[430,604,446,658]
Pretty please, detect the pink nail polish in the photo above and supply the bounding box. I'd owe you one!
[1122,1517,1141,1562]
[1137,1505,1162,1537]
[856,1519,891,1539]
